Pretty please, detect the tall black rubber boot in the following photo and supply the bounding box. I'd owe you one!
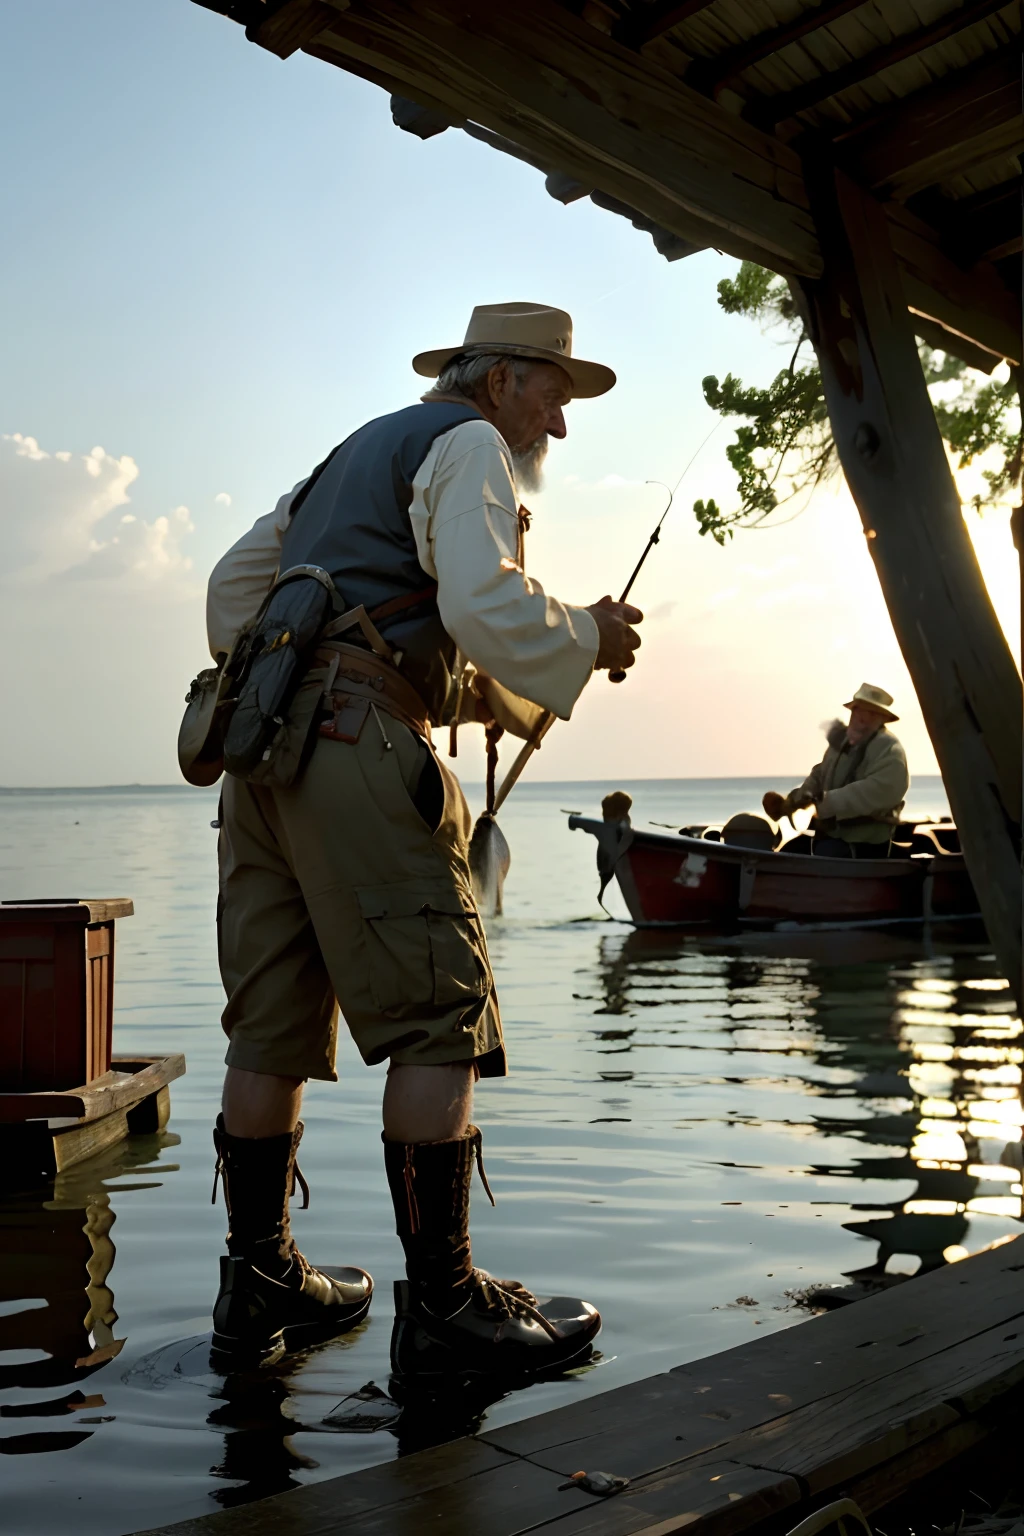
[383,1125,600,1381]
[211,1115,372,1362]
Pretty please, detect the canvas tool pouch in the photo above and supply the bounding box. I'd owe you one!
[222,566,338,782]
[178,657,236,787]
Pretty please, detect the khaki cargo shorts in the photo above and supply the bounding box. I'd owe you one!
[217,719,505,1082]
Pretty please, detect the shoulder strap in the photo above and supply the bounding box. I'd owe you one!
[367,584,438,625]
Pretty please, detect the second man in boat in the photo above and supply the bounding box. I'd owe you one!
[762,683,910,857]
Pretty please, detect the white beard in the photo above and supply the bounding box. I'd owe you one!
[511,435,549,494]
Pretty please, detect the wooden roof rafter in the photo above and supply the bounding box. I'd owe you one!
[684,0,874,95]
[833,49,1023,201]
[625,0,718,48]
[747,0,1019,129]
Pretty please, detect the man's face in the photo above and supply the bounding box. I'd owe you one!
[487,360,572,494]
[847,703,885,744]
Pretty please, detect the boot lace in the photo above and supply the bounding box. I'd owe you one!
[472,1272,561,1340]
[211,1150,310,1209]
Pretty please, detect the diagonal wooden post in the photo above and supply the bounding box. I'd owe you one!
[793,167,1022,1001]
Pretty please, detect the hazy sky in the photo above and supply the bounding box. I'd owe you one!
[1,1,1018,788]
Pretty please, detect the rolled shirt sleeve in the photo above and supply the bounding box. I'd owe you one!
[410,421,598,720]
[205,482,305,659]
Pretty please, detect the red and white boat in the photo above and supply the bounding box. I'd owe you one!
[568,816,980,930]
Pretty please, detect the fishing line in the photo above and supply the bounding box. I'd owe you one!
[609,419,724,680]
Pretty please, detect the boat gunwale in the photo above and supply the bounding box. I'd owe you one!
[567,815,965,880]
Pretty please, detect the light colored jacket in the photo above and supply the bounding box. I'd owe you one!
[793,726,910,844]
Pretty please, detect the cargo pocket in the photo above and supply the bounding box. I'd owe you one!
[355,878,490,1020]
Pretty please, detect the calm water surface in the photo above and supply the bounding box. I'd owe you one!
[1,778,1020,1535]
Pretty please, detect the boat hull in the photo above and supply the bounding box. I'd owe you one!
[569,818,979,929]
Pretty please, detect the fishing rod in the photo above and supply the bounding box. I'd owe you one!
[486,423,723,834]
[608,421,721,683]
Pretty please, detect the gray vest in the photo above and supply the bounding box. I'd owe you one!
[279,402,481,721]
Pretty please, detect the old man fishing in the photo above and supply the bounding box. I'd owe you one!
[183,301,643,1382]
[762,684,909,858]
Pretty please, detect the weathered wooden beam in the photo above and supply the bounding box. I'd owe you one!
[838,50,1024,200]
[911,315,1002,376]
[794,167,1022,1000]
[302,0,822,276]
[0,1055,186,1125]
[985,233,1023,262]
[246,0,347,59]
[689,0,872,94]
[887,202,1022,366]
[206,0,1021,364]
[756,0,1016,126]
[916,179,1024,271]
[627,0,717,48]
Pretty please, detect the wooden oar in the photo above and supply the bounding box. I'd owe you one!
[492,710,556,814]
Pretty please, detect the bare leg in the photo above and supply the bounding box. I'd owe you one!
[222,1066,304,1138]
[382,1062,474,1143]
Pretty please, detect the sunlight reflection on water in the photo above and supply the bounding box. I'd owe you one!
[0,779,1019,1535]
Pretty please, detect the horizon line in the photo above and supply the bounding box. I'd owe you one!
[0,773,947,794]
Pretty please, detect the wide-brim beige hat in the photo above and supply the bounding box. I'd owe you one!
[844,682,898,722]
[412,302,616,399]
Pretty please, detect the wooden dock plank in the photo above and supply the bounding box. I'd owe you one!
[136,1440,517,1534]
[483,1239,1024,1478]
[314,1461,573,1536]
[139,1238,1024,1536]
[519,1463,802,1536]
[0,1053,186,1124]
[840,1419,988,1514]
[52,1107,130,1172]
[733,1324,1024,1491]
[501,1312,1024,1534]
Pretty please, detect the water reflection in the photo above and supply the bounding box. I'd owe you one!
[590,924,1021,1283]
[1,912,1020,1529]
[0,1133,179,1457]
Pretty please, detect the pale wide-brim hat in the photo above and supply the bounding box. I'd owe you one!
[412,302,616,399]
[844,682,899,722]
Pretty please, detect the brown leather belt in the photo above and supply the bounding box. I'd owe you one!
[313,640,432,743]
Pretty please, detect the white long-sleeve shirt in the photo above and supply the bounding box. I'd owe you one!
[205,416,599,723]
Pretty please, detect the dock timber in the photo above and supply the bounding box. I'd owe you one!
[141,1235,1024,1536]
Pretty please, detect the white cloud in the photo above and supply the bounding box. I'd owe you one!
[0,432,195,588]
[10,433,48,461]
[214,491,232,506]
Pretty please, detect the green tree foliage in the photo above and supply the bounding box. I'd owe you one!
[693,262,1023,544]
